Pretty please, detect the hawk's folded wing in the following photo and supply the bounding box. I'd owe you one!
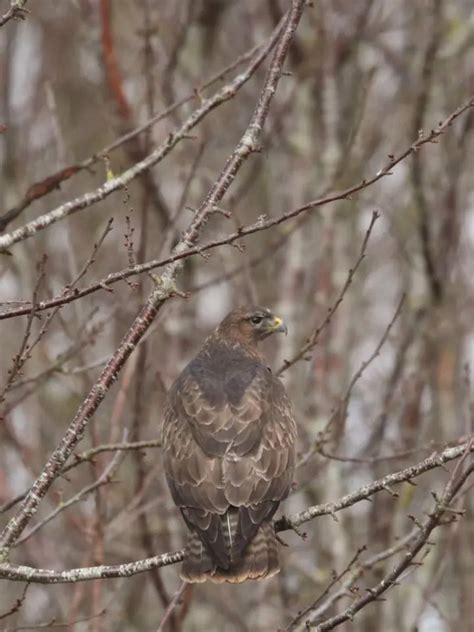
[162,359,296,568]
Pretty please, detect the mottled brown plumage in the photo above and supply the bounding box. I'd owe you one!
[162,307,296,583]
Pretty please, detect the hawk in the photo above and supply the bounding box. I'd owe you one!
[162,306,296,583]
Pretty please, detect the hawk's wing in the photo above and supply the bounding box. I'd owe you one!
[162,355,296,567]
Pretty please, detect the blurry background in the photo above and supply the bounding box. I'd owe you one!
[0,0,473,630]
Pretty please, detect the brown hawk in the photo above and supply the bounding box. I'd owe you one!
[162,306,296,583]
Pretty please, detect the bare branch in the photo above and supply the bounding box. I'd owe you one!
[2,94,472,322]
[308,467,474,630]
[0,582,29,621]
[14,447,124,547]
[0,0,29,29]
[277,210,380,375]
[278,438,473,531]
[0,35,265,232]
[0,18,284,253]
[0,438,162,515]
[0,437,471,585]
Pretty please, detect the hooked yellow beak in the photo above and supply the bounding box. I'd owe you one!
[269,316,288,335]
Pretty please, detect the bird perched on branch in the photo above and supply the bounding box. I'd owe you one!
[162,306,296,583]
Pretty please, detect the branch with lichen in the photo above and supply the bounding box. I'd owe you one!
[0,1,29,29]
[0,437,471,583]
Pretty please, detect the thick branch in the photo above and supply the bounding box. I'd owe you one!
[0,549,186,584]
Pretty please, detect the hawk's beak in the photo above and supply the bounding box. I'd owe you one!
[269,316,288,335]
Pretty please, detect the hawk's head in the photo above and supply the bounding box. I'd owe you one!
[215,306,287,346]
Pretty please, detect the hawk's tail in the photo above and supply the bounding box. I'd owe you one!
[180,520,280,584]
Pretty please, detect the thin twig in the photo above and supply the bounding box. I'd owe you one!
[0,438,162,514]
[0,0,29,29]
[156,583,187,632]
[14,445,125,546]
[0,583,29,621]
[277,211,379,375]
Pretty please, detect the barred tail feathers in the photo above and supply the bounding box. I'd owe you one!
[180,516,280,584]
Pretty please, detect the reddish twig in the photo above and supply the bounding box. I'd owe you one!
[2,96,472,322]
[99,0,132,120]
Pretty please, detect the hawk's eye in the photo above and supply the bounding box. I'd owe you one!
[250,315,264,325]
